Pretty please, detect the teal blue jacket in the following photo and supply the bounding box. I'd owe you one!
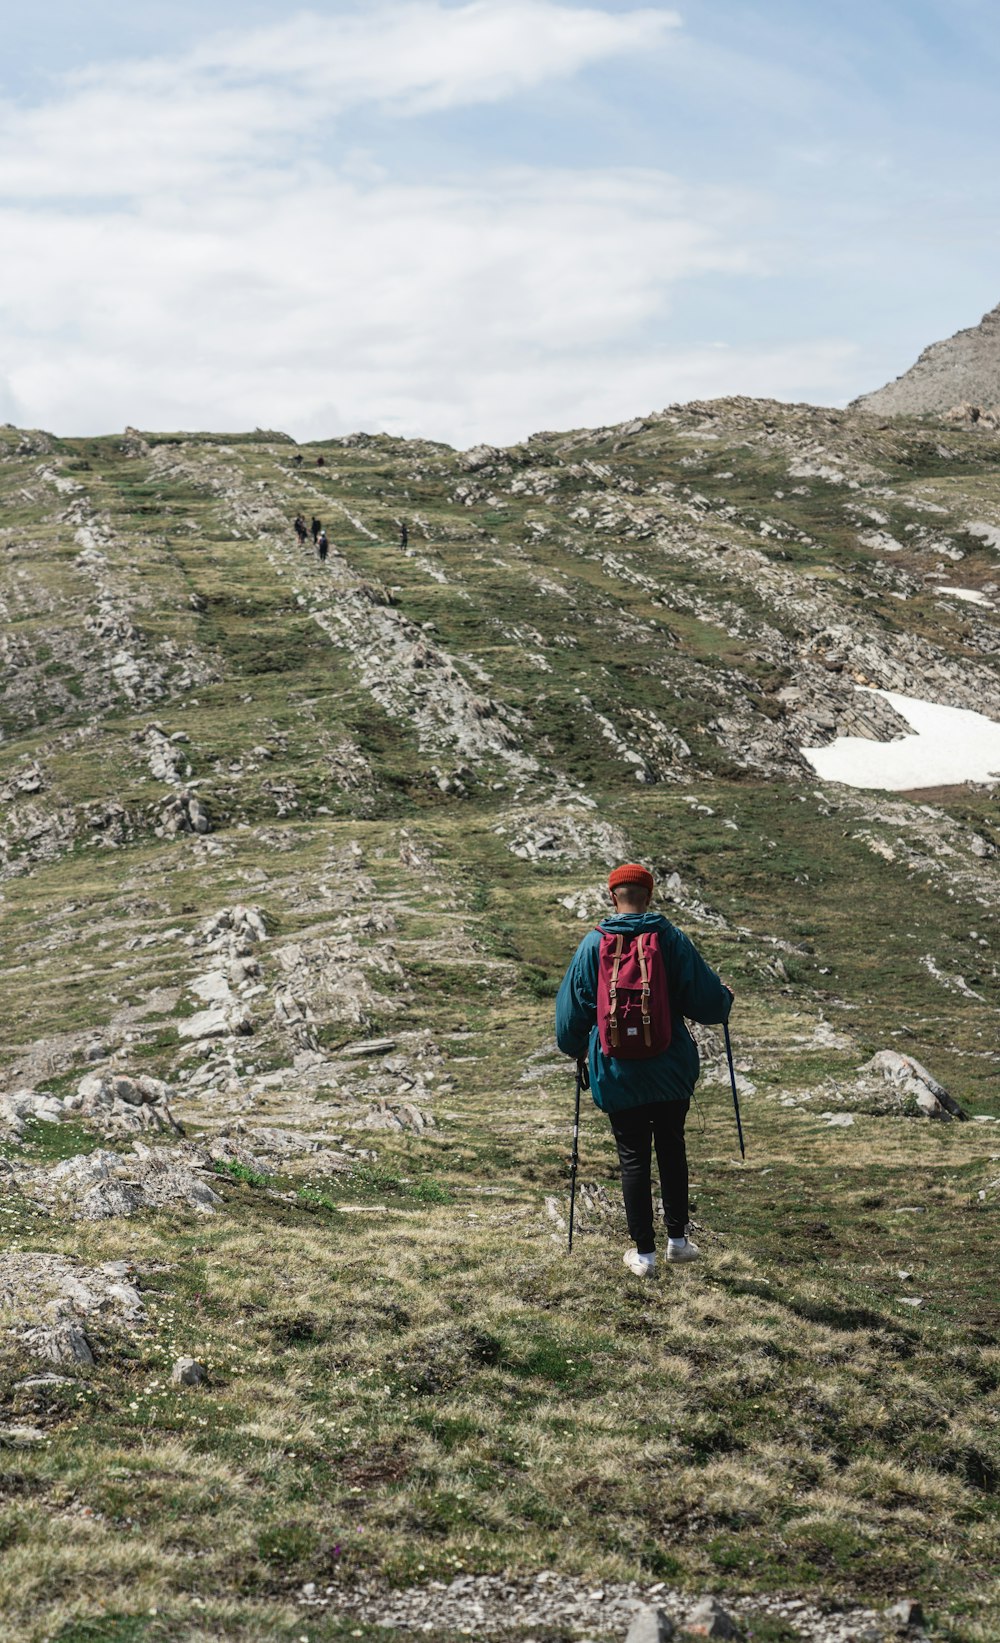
[555,912,732,1112]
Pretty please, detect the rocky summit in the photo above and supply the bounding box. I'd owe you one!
[0,401,998,1642]
[853,299,1000,418]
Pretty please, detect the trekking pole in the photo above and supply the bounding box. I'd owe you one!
[568,1056,585,1253]
[723,1019,746,1160]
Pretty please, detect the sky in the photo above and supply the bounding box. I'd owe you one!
[1,0,999,446]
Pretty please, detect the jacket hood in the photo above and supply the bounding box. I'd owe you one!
[596,912,673,933]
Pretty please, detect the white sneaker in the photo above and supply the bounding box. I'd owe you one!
[623,1249,656,1278]
[666,1237,700,1263]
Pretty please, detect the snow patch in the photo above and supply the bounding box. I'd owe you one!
[938,586,994,607]
[965,521,1000,551]
[802,688,1000,790]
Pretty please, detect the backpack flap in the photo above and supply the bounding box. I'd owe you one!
[596,928,672,1060]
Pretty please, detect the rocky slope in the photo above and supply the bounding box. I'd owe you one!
[0,402,998,1642]
[853,300,1000,417]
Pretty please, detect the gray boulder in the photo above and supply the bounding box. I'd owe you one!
[340,1037,397,1058]
[685,1597,739,1639]
[859,1051,967,1120]
[178,1003,253,1041]
[188,795,211,834]
[80,1182,145,1219]
[171,1356,207,1386]
[158,791,213,837]
[457,443,502,472]
[625,1605,675,1643]
[887,1598,925,1632]
[24,1322,94,1366]
[70,1070,178,1133]
[0,1089,67,1137]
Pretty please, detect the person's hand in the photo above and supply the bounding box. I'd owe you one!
[723,983,735,1002]
[577,1056,590,1089]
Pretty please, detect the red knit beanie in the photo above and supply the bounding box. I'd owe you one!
[608,862,654,894]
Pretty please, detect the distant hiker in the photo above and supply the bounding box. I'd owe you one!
[316,455,326,466]
[293,514,308,545]
[400,520,409,550]
[292,453,303,467]
[317,529,329,562]
[310,515,322,543]
[556,862,733,1278]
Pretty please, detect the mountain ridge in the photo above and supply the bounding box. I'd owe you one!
[853,301,1000,417]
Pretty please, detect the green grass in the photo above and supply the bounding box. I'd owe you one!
[0,1118,96,1164]
[214,1160,273,1189]
[1,408,999,1639]
[2,1066,998,1632]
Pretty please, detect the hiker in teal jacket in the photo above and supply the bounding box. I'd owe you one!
[556,861,732,1277]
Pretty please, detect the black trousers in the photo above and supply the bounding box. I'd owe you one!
[608,1099,690,1250]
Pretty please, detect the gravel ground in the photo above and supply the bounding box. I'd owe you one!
[298,1572,925,1641]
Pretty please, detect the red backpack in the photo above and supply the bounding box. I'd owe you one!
[596,927,672,1060]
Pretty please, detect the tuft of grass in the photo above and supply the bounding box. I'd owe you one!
[408,1178,454,1204]
[214,1159,273,1189]
[296,1185,342,1215]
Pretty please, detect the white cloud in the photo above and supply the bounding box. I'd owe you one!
[1,163,767,443]
[0,4,679,198]
[0,372,18,424]
[188,2,681,112]
[0,1,847,446]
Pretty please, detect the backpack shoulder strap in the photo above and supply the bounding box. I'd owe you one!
[606,931,625,1048]
[635,933,652,1048]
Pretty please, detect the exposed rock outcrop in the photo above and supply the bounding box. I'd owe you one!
[853,301,1000,417]
[0,1252,144,1365]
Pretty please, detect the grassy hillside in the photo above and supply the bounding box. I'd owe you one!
[0,402,998,1643]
